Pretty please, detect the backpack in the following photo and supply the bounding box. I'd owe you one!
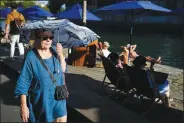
[9,13,22,34]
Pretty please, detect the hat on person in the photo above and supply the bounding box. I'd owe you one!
[133,56,147,67]
[103,41,110,47]
[36,29,53,38]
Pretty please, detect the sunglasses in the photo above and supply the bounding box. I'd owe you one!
[37,36,54,40]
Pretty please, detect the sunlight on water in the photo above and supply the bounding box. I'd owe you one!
[97,32,183,69]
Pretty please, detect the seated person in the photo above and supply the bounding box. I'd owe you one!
[96,41,111,58]
[108,52,123,69]
[123,47,170,106]
[100,41,111,58]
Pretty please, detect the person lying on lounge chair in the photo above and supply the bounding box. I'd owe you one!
[122,47,171,107]
[108,52,123,69]
[120,44,161,65]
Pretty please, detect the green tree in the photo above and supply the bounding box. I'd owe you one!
[0,0,36,8]
[48,0,84,14]
[0,1,5,7]
[48,0,67,14]
[0,0,13,8]
[20,1,35,8]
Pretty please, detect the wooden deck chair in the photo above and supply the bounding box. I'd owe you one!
[99,54,131,93]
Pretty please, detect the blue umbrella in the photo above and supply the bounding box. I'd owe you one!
[56,4,101,21]
[21,19,100,48]
[17,6,25,11]
[0,7,11,18]
[20,5,53,20]
[96,1,171,44]
[0,7,25,18]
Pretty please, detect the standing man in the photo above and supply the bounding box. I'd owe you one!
[4,3,25,60]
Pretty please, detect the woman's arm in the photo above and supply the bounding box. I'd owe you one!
[20,95,27,107]
[59,50,66,73]
[123,47,129,65]
[20,95,29,122]
[56,43,66,72]
[131,44,137,51]
[15,54,33,122]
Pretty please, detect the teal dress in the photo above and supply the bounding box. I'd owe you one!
[14,50,67,122]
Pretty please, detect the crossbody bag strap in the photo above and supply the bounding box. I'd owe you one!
[32,48,56,84]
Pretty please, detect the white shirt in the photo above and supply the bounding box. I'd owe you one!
[102,49,111,58]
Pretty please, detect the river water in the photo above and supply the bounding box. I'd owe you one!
[0,20,183,69]
[97,31,183,69]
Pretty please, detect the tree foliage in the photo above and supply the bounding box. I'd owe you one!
[0,0,35,8]
[48,0,67,14]
[48,0,84,14]
[20,1,36,8]
[0,1,49,11]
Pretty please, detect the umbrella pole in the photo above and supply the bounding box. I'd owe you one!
[82,0,87,26]
[128,10,134,65]
[130,11,134,45]
[57,28,60,73]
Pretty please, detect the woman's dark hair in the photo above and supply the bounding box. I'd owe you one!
[108,52,119,64]
[10,3,18,9]
[133,56,147,67]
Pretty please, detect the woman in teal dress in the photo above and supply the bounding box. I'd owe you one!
[14,29,67,122]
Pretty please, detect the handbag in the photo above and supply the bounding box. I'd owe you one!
[0,38,10,44]
[32,48,68,100]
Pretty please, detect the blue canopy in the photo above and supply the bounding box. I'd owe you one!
[97,1,171,12]
[0,7,25,18]
[96,1,171,45]
[56,4,101,21]
[21,19,100,48]
[20,5,53,20]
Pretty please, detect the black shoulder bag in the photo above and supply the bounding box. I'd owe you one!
[32,48,68,100]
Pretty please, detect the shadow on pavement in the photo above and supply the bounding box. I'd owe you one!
[0,61,183,123]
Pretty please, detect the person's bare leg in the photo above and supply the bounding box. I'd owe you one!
[99,42,103,50]
[146,56,161,63]
[123,47,129,65]
[121,46,138,59]
[164,91,170,107]
[155,56,161,63]
[52,115,67,123]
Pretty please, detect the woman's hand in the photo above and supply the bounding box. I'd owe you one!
[20,104,29,122]
[4,33,9,39]
[56,43,64,58]
[56,43,66,72]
